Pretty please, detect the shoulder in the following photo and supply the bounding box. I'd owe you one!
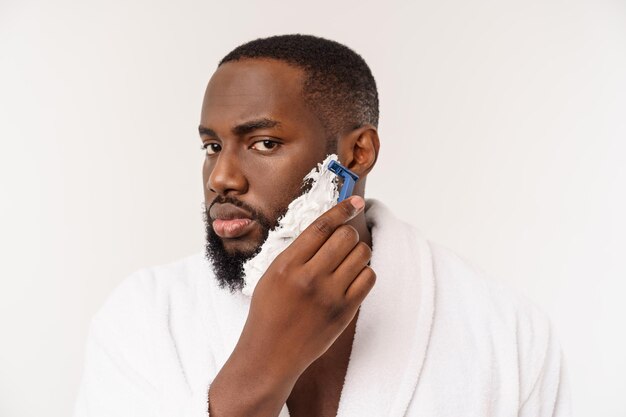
[371,199,553,359]
[90,252,209,340]
[428,239,550,331]
[426,240,562,400]
[84,252,212,381]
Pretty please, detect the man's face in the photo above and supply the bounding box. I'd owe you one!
[199,58,332,291]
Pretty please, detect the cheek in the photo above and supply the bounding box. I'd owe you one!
[247,166,298,218]
[202,160,212,199]
[245,154,323,219]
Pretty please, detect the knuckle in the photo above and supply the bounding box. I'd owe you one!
[338,225,358,242]
[320,297,345,322]
[269,254,290,278]
[295,273,317,296]
[364,267,377,285]
[273,263,289,279]
[312,218,333,236]
[357,242,372,258]
[327,304,346,322]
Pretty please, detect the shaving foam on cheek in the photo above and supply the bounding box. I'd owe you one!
[241,154,340,297]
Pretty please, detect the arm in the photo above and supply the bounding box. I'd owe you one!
[75,197,373,417]
[207,345,298,417]
[207,196,374,417]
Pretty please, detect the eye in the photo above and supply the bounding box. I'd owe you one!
[201,142,221,155]
[251,139,280,152]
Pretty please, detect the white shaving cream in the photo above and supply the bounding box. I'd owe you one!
[241,153,340,297]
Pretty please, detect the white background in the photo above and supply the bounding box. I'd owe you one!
[1,0,625,416]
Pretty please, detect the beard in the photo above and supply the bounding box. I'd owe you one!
[202,195,289,294]
[201,143,336,294]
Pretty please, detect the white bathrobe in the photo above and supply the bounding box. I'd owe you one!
[74,198,571,417]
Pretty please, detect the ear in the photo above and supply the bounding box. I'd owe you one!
[337,124,380,177]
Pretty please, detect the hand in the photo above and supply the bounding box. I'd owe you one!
[235,196,376,381]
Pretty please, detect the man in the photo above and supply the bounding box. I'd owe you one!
[74,34,571,417]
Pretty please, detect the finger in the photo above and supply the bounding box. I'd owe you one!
[307,224,360,273]
[286,196,365,264]
[344,266,376,305]
[331,242,372,290]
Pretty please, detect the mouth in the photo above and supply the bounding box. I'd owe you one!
[212,218,256,239]
[209,202,258,239]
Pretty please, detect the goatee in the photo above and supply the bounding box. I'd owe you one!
[202,196,284,294]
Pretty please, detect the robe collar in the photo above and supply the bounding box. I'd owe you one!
[334,198,435,416]
[200,198,435,416]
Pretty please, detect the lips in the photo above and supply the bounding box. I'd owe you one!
[209,203,255,239]
[212,218,253,238]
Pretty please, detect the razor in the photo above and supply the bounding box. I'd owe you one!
[328,160,359,203]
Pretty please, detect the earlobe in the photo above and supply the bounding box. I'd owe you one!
[339,125,380,177]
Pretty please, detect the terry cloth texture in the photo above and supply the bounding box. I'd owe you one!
[74,198,571,417]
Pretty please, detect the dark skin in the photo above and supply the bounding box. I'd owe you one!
[200,58,380,417]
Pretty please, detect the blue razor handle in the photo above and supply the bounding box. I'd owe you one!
[328,160,359,203]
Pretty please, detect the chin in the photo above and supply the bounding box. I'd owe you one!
[221,235,263,256]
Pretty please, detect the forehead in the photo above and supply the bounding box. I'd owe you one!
[201,59,312,128]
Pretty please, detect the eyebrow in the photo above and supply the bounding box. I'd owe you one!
[198,118,281,139]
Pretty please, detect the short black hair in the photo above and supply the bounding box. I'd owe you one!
[219,34,379,146]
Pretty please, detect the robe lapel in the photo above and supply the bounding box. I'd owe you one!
[335,198,435,417]
[202,198,435,417]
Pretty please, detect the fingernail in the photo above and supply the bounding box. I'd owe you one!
[350,196,365,211]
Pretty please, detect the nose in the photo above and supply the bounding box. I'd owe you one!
[206,146,248,196]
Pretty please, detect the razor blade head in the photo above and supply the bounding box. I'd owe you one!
[328,160,359,203]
